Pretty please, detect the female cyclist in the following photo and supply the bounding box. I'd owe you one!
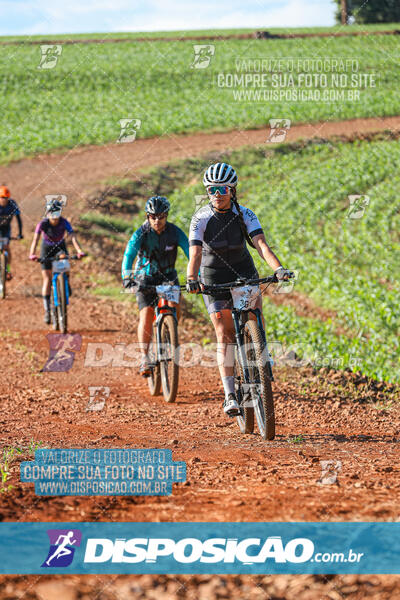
[29,198,84,324]
[186,162,292,417]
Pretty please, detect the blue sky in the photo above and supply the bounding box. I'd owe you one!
[0,0,336,36]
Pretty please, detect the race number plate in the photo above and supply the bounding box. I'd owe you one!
[52,259,70,273]
[231,285,260,310]
[156,285,180,303]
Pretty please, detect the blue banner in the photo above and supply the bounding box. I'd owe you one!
[0,522,399,574]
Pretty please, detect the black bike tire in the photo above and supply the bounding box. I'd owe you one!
[234,347,254,434]
[57,275,68,334]
[148,325,161,396]
[160,314,179,403]
[243,319,275,440]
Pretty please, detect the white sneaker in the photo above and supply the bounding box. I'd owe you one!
[223,393,240,417]
[139,356,151,377]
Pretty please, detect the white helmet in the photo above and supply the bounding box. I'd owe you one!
[203,163,238,187]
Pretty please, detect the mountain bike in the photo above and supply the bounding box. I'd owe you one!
[126,280,180,403]
[202,275,292,441]
[38,252,81,333]
[0,236,18,299]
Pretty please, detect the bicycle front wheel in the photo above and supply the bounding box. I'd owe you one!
[243,319,275,440]
[56,275,68,334]
[148,325,161,396]
[160,314,179,403]
[0,252,6,299]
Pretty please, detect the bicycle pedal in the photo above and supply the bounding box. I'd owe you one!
[227,408,241,417]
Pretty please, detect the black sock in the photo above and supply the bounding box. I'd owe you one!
[43,295,50,311]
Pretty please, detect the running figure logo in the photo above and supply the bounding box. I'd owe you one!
[117,118,141,143]
[41,333,82,372]
[38,45,62,70]
[42,529,82,567]
[191,45,215,69]
[266,119,291,143]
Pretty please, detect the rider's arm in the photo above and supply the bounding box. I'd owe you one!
[121,229,142,279]
[187,245,202,280]
[63,219,83,255]
[187,211,206,280]
[16,213,23,237]
[70,234,83,255]
[252,233,282,271]
[240,206,283,270]
[177,227,189,259]
[29,232,40,255]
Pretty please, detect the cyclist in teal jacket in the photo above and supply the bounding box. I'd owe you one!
[122,196,189,375]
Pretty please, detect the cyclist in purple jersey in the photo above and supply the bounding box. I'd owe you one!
[29,198,85,324]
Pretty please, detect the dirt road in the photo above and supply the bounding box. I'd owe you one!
[2,115,400,225]
[1,117,400,598]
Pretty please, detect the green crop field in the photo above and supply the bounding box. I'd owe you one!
[86,134,400,383]
[1,23,400,42]
[1,31,399,164]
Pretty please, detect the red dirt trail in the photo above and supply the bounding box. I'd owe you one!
[0,116,400,598]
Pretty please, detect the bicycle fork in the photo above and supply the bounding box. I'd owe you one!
[52,272,69,306]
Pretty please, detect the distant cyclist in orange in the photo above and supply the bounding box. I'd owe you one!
[0,186,23,280]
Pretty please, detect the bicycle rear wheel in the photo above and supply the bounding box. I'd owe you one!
[56,275,68,334]
[234,346,254,434]
[243,319,275,440]
[160,314,179,403]
[0,252,6,299]
[148,325,161,396]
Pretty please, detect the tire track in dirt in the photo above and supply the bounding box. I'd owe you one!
[2,115,400,224]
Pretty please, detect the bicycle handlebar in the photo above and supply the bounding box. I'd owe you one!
[124,274,294,292]
[37,254,83,264]
[124,279,181,291]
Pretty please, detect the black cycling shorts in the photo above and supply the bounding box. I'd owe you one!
[135,272,179,311]
[40,240,67,270]
[0,226,11,241]
[201,263,258,314]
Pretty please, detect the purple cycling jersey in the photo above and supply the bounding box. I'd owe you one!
[35,217,73,245]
